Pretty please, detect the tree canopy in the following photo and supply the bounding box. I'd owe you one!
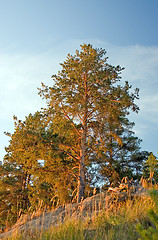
[0,44,151,229]
[39,44,140,202]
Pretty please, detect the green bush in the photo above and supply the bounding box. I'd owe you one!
[136,190,158,240]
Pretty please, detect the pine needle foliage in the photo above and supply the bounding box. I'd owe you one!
[39,43,140,202]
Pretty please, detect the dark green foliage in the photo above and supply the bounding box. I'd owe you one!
[99,119,149,186]
[136,190,158,240]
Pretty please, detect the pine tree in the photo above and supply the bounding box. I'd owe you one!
[0,160,24,228]
[39,44,139,202]
[2,112,47,226]
[143,153,158,184]
[4,110,79,218]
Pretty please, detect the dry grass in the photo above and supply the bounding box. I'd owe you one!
[0,190,155,240]
[140,177,158,190]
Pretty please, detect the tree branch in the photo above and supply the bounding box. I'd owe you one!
[61,103,81,137]
[59,143,80,159]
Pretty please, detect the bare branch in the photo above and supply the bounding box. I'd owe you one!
[61,102,81,137]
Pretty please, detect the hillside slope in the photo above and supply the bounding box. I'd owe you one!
[0,183,148,239]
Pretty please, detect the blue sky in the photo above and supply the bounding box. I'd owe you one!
[0,0,158,160]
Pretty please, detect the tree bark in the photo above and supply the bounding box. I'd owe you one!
[77,74,88,203]
[77,157,85,203]
[77,126,87,203]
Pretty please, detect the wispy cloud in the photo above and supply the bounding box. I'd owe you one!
[0,52,59,159]
[0,53,57,119]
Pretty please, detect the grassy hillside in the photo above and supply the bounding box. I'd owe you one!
[0,191,156,240]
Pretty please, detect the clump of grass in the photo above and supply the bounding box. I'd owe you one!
[141,177,158,190]
[83,196,153,240]
[43,220,85,240]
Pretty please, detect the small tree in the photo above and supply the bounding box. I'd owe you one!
[4,111,79,213]
[144,153,158,184]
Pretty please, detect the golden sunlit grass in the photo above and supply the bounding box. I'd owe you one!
[1,193,155,240]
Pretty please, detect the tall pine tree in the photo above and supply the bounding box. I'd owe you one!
[39,44,139,202]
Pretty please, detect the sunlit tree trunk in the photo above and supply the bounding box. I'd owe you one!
[77,75,88,203]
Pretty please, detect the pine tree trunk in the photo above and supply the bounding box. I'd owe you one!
[77,74,88,203]
[77,157,85,203]
[77,129,87,203]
